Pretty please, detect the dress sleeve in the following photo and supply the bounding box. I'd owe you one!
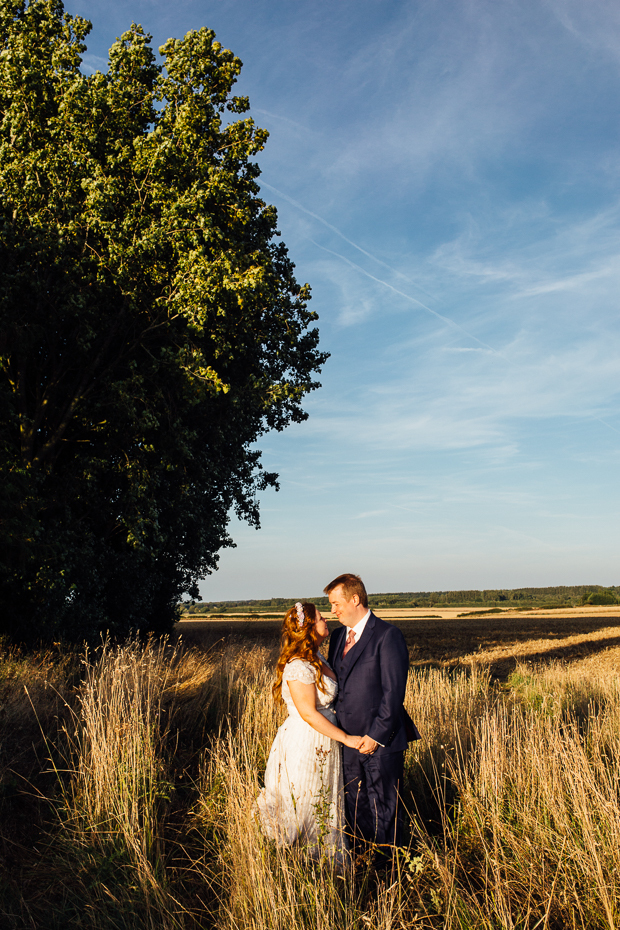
[282,659,316,685]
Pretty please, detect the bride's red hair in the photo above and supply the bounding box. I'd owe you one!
[272,602,327,704]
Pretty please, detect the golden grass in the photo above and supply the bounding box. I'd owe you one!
[2,622,620,927]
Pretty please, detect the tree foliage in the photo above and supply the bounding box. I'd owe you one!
[583,591,618,606]
[0,0,327,641]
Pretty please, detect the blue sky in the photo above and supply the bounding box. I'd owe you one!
[77,0,620,599]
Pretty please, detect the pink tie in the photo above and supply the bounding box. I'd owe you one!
[343,629,356,657]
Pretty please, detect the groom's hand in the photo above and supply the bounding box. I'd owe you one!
[358,735,378,754]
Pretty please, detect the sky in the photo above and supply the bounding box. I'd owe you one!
[76,0,620,599]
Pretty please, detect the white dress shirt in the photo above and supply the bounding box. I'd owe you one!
[348,608,371,645]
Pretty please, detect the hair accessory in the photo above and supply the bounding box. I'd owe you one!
[294,601,305,627]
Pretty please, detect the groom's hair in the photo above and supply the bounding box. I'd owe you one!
[323,573,368,608]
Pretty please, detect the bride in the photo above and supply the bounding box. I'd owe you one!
[257,601,362,855]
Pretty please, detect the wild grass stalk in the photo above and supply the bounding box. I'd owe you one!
[3,639,620,928]
[446,682,620,928]
[55,637,183,928]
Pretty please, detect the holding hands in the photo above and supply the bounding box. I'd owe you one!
[358,735,379,754]
[344,734,364,750]
[342,734,379,753]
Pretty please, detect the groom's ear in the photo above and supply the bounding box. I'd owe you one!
[351,594,360,607]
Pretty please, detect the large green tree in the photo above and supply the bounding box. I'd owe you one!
[0,0,327,641]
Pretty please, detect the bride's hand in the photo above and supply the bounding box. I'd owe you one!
[344,734,363,750]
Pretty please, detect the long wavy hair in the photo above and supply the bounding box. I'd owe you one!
[272,601,327,705]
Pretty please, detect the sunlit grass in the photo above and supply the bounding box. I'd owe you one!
[2,634,620,927]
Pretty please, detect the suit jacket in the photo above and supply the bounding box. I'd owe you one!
[327,612,420,754]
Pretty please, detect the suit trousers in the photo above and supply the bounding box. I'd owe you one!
[342,747,404,849]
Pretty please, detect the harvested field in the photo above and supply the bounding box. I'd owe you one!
[177,605,620,677]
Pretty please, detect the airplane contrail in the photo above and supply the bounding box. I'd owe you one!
[592,416,620,436]
[310,239,502,355]
[260,180,438,300]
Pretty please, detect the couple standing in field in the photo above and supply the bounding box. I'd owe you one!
[257,572,420,861]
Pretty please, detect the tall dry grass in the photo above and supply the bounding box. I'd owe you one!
[58,638,181,926]
[2,637,620,928]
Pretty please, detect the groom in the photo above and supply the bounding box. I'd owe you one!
[325,572,419,852]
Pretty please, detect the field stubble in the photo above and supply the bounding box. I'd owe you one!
[1,617,620,928]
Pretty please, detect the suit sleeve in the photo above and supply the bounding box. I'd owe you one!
[367,625,409,746]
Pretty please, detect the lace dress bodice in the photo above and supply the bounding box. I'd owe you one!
[281,658,338,717]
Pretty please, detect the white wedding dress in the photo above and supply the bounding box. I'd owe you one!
[257,658,346,856]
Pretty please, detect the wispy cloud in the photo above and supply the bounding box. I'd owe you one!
[80,53,109,73]
[549,0,620,64]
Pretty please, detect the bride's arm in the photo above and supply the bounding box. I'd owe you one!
[287,680,362,750]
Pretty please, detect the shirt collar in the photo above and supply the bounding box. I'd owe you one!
[350,608,371,639]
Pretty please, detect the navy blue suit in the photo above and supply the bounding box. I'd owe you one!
[328,612,419,849]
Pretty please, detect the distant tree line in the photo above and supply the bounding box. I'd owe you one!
[182,585,619,615]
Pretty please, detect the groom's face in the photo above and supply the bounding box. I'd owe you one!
[328,585,360,627]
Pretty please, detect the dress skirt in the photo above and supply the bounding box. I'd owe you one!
[256,704,346,854]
